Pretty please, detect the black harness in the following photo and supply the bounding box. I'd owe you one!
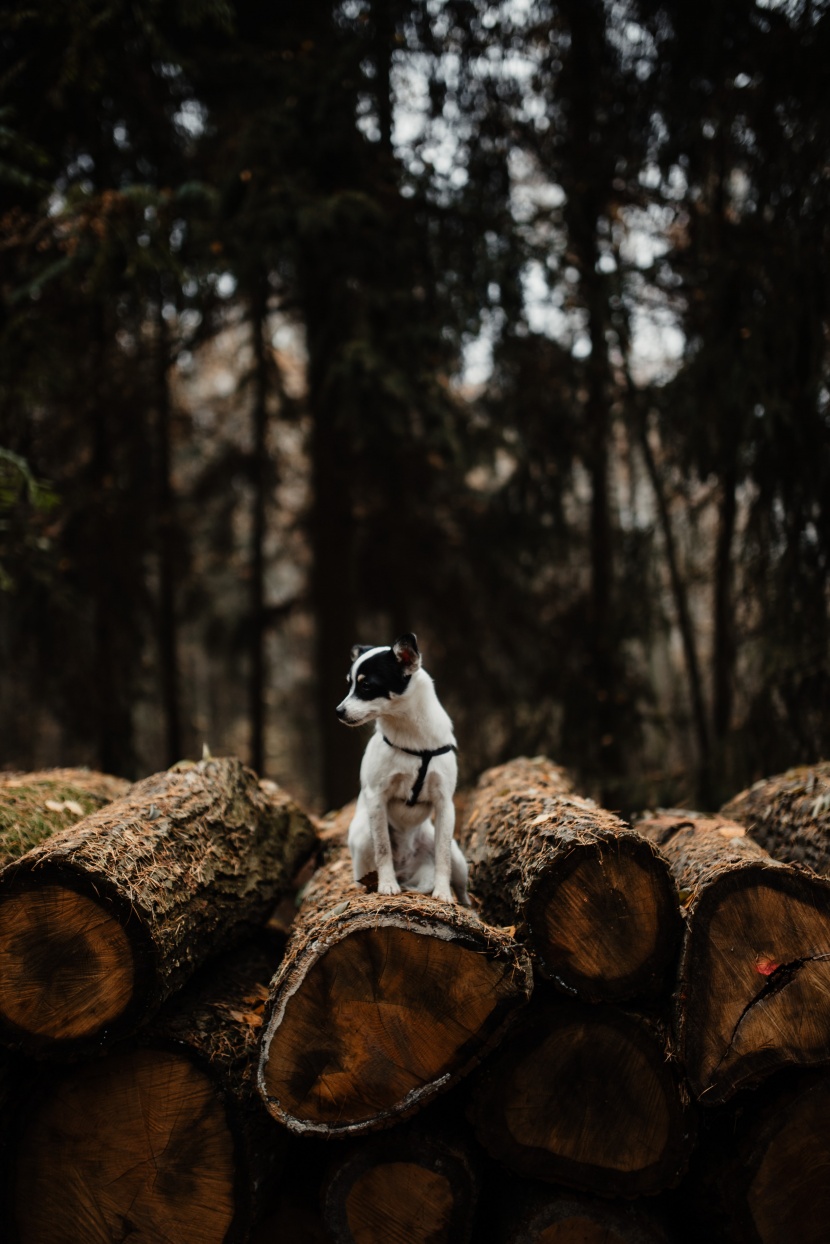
[382,735,457,807]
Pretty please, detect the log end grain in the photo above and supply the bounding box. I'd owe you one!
[468,1000,695,1199]
[322,1131,478,1244]
[257,888,533,1137]
[14,1049,237,1244]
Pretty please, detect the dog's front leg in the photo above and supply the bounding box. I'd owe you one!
[431,794,455,903]
[366,789,401,896]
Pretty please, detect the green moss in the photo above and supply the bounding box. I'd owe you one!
[0,782,107,867]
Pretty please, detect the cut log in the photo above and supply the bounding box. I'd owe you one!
[492,1186,673,1244]
[0,768,130,869]
[322,1125,479,1244]
[698,1070,830,1244]
[460,757,682,1002]
[256,825,534,1137]
[0,757,317,1055]
[722,761,830,872]
[639,811,830,1104]
[11,941,284,1244]
[467,995,694,1198]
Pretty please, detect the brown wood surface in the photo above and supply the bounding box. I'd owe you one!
[459,758,681,1002]
[0,768,130,869]
[722,761,830,872]
[639,811,830,1104]
[257,819,533,1137]
[11,941,285,1244]
[322,1125,479,1244]
[0,757,317,1055]
[697,1070,830,1244]
[467,995,694,1198]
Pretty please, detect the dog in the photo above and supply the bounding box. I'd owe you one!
[336,633,470,905]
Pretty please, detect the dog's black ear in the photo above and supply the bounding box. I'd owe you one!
[392,633,421,673]
[350,643,374,664]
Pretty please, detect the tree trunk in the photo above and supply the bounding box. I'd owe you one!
[459,758,682,1003]
[697,1070,830,1244]
[11,941,285,1244]
[722,761,830,873]
[0,769,129,869]
[256,820,533,1137]
[322,1125,479,1244]
[0,757,317,1055]
[492,1185,673,1244]
[248,275,270,777]
[155,296,183,767]
[713,452,738,750]
[638,811,830,1104]
[467,994,694,1198]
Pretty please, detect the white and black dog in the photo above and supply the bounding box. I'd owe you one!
[336,633,470,905]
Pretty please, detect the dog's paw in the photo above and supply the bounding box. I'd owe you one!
[431,884,455,904]
[377,876,402,896]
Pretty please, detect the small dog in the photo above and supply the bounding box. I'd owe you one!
[336,633,470,905]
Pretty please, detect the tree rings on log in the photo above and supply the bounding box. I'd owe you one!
[460,758,682,1002]
[257,844,533,1136]
[722,761,830,874]
[0,768,129,869]
[0,757,317,1055]
[467,997,694,1198]
[10,942,283,1244]
[322,1128,478,1243]
[640,812,830,1104]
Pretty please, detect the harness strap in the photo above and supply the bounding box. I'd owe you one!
[382,735,457,807]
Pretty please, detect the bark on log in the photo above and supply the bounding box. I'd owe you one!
[0,757,317,1055]
[256,816,534,1137]
[10,941,285,1244]
[0,768,130,869]
[321,1125,479,1244]
[467,995,695,1198]
[460,757,682,1002]
[639,811,830,1104]
[492,1186,673,1244]
[722,761,830,872]
[697,1069,830,1244]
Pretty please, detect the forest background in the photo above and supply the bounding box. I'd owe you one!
[1,0,828,816]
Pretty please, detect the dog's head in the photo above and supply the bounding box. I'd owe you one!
[336,634,421,726]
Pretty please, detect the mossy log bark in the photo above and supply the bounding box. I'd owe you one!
[459,757,681,1002]
[722,762,830,872]
[467,995,694,1198]
[0,768,130,869]
[639,812,830,1104]
[0,757,317,1055]
[493,1187,673,1244]
[321,1125,479,1244]
[256,821,534,1137]
[11,941,284,1244]
[697,1070,830,1244]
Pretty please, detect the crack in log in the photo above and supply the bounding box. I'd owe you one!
[709,951,830,1086]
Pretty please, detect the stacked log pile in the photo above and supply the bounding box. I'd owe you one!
[2,754,830,1243]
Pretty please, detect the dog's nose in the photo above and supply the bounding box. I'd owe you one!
[336,704,347,719]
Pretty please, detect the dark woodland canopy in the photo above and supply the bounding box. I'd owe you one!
[1,0,828,811]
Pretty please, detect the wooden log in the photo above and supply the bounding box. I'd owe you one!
[0,768,130,869]
[10,941,284,1244]
[0,757,317,1055]
[321,1125,479,1244]
[256,819,534,1137]
[639,811,830,1104]
[459,757,682,1002]
[492,1185,673,1244]
[722,761,830,872]
[467,994,695,1198]
[697,1069,830,1244]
